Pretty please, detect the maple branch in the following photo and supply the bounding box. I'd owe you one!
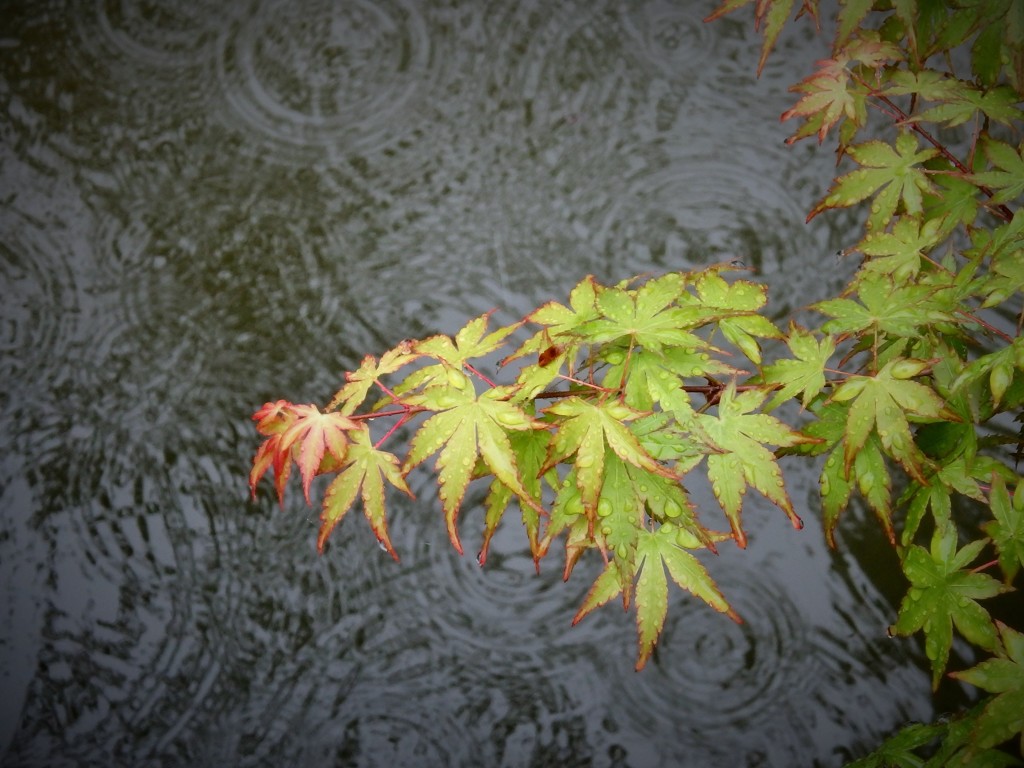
[533,381,774,402]
[851,71,1015,222]
[956,308,1015,345]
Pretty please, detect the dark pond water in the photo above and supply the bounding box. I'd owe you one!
[0,1,961,766]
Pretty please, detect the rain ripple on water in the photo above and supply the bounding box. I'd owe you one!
[1,1,947,765]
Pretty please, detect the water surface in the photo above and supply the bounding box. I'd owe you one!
[1,1,946,766]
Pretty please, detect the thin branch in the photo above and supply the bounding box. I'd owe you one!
[851,72,1014,222]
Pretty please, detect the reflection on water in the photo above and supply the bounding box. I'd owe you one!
[1,0,938,766]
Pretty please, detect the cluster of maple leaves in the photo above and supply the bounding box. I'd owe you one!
[251,266,813,669]
[251,0,1024,760]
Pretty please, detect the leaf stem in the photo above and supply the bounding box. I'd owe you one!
[374,411,417,449]
[465,362,498,388]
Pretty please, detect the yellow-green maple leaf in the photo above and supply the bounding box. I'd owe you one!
[808,132,939,231]
[573,526,739,670]
[831,357,951,482]
[761,323,836,410]
[697,383,815,547]
[398,312,518,395]
[319,429,413,559]
[327,340,418,414]
[541,396,675,516]
[403,385,544,553]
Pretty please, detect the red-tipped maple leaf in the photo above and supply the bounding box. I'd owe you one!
[250,402,361,505]
[252,399,296,436]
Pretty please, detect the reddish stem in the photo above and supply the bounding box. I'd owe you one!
[956,308,1015,344]
[465,362,497,388]
[374,411,417,449]
[850,71,1014,222]
[970,558,1000,574]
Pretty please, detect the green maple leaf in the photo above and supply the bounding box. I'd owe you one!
[950,622,1024,754]
[630,413,708,469]
[902,480,951,551]
[910,84,1024,129]
[399,312,517,395]
[918,701,1024,768]
[980,245,1024,309]
[951,336,1024,409]
[890,525,1009,689]
[776,398,896,547]
[502,276,602,400]
[808,132,940,231]
[855,434,896,542]
[969,138,1024,206]
[602,345,739,423]
[858,216,944,282]
[542,450,647,588]
[595,452,645,569]
[574,525,740,670]
[760,323,836,410]
[632,527,740,670]
[808,402,895,546]
[573,273,703,355]
[689,271,783,363]
[883,69,965,102]
[970,211,1024,308]
[479,426,555,567]
[625,463,712,550]
[819,443,855,547]
[403,385,544,554]
[326,340,418,414]
[541,396,675,516]
[417,311,517,365]
[831,357,950,483]
[984,473,1024,584]
[815,273,955,339]
[697,383,814,547]
[835,0,874,46]
[922,169,981,240]
[900,452,1002,546]
[525,275,601,347]
[539,464,589,576]
[844,721,944,768]
[318,429,413,559]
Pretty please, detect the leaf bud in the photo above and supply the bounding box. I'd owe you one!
[889,359,931,380]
